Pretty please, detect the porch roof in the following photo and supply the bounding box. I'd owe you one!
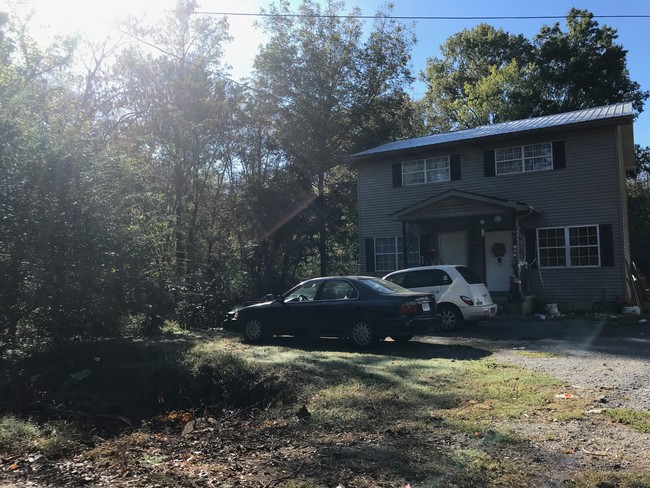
[390,189,541,221]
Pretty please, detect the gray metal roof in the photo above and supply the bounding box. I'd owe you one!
[349,102,634,159]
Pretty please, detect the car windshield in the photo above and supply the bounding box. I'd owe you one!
[359,277,408,294]
[455,266,483,284]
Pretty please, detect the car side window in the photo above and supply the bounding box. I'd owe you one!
[318,280,358,300]
[387,273,406,286]
[402,270,435,288]
[430,269,452,286]
[284,282,319,302]
[398,269,452,288]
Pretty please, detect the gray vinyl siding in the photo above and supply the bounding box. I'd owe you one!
[357,124,630,304]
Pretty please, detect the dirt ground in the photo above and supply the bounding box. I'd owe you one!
[2,316,649,487]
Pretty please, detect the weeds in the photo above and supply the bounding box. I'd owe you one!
[0,416,82,457]
[606,408,650,433]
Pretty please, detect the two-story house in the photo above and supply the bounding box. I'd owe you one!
[347,103,636,310]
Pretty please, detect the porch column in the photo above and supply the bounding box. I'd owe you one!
[401,221,408,269]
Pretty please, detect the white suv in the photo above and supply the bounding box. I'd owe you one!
[383,265,497,330]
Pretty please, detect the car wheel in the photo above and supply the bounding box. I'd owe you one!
[390,335,414,342]
[439,304,464,330]
[242,318,267,343]
[350,320,378,348]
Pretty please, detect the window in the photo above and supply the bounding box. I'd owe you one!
[374,236,420,272]
[284,281,319,302]
[404,269,451,288]
[496,143,552,175]
[402,156,450,185]
[319,280,358,300]
[537,225,600,268]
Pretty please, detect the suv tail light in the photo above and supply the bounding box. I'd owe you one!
[460,295,474,306]
[400,301,419,315]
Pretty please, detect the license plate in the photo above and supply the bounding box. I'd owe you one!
[421,302,430,312]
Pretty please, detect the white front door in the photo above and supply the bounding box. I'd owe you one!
[438,232,467,266]
[485,231,512,292]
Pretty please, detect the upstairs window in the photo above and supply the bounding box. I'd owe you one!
[496,143,553,175]
[402,156,450,185]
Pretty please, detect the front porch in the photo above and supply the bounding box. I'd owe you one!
[391,190,541,297]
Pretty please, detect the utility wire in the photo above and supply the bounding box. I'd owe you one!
[194,11,650,20]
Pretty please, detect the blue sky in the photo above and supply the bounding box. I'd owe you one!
[220,0,650,148]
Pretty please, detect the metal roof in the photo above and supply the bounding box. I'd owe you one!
[349,102,634,159]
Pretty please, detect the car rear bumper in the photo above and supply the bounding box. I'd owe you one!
[461,304,498,321]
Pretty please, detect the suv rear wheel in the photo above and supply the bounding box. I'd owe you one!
[439,304,463,330]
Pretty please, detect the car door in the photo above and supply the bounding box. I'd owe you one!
[273,280,322,335]
[312,279,360,337]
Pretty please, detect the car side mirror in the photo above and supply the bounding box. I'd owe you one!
[261,293,275,302]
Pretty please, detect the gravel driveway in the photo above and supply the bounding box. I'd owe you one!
[421,316,650,411]
[419,316,650,481]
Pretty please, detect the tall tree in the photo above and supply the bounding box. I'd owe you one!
[253,0,416,276]
[0,13,138,344]
[421,9,648,130]
[535,9,648,115]
[422,23,534,129]
[110,0,236,290]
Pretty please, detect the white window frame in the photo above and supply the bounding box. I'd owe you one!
[496,142,553,175]
[402,156,450,185]
[374,236,420,272]
[537,225,600,268]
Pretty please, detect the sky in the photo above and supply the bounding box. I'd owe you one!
[9,0,650,147]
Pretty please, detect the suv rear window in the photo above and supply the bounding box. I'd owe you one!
[387,269,451,288]
[455,266,483,284]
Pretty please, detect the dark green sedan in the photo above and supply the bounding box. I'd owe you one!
[225,276,440,348]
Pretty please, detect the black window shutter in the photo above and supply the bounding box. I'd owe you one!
[365,238,375,272]
[483,150,495,177]
[553,141,566,170]
[392,163,402,188]
[599,224,614,267]
[524,228,538,268]
[450,154,461,180]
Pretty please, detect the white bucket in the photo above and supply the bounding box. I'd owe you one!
[546,303,560,317]
[622,306,641,315]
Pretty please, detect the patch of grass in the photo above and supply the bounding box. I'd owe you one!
[4,332,637,487]
[0,415,82,457]
[572,470,650,487]
[0,415,40,452]
[514,350,562,359]
[606,408,650,433]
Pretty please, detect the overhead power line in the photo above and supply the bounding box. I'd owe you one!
[194,11,650,21]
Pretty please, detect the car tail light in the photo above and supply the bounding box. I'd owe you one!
[400,301,419,315]
[460,295,474,306]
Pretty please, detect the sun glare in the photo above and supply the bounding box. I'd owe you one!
[23,0,176,40]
